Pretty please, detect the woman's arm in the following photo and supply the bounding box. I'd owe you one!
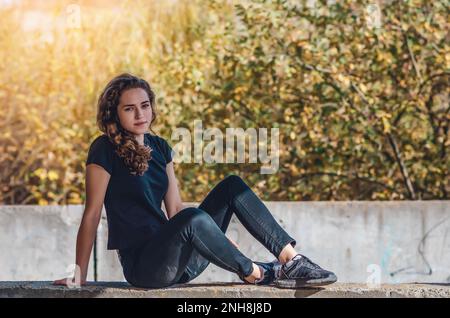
[164,162,185,219]
[54,164,110,286]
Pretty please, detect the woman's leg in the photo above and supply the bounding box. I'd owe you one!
[178,174,297,283]
[181,174,337,289]
[127,207,255,288]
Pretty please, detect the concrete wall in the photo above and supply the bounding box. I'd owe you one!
[0,205,95,281]
[1,202,449,284]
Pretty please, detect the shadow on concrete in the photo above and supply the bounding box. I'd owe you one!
[124,282,324,297]
[411,282,450,287]
[0,281,106,298]
[0,281,323,298]
[88,281,324,292]
[86,281,132,288]
[293,287,324,297]
[4,281,449,298]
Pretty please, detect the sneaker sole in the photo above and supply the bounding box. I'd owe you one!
[274,274,338,289]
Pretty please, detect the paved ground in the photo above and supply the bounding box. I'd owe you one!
[1,282,449,298]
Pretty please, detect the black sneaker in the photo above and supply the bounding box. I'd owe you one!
[239,260,277,285]
[274,254,337,288]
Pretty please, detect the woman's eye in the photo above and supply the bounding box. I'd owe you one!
[142,104,150,108]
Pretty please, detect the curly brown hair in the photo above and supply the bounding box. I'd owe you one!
[96,73,157,176]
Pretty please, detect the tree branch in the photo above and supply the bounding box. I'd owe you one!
[403,31,423,82]
[418,72,449,96]
[386,133,416,199]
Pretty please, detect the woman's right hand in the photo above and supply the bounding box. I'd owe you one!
[53,277,87,287]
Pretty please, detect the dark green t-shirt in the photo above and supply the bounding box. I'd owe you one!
[86,133,174,250]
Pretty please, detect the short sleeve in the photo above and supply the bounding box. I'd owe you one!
[86,135,114,174]
[155,136,174,164]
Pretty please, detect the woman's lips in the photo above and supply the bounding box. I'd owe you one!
[134,122,147,126]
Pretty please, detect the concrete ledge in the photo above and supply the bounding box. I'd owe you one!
[1,282,449,298]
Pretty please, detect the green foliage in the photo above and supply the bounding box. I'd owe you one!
[0,0,448,204]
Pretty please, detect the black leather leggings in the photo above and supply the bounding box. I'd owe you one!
[118,174,296,288]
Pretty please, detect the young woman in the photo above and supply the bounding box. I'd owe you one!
[53,73,337,289]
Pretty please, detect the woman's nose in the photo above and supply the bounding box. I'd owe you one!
[135,108,144,118]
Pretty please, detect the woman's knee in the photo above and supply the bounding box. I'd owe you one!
[177,207,214,227]
[222,174,246,187]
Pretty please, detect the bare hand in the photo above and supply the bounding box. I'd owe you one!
[53,277,87,287]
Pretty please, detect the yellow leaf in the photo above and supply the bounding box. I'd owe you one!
[337,74,350,88]
[34,168,47,180]
[382,117,391,133]
[360,83,367,93]
[48,170,59,181]
[290,132,296,140]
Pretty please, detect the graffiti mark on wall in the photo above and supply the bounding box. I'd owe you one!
[388,216,450,279]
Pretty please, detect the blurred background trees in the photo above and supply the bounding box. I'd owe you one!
[0,0,448,204]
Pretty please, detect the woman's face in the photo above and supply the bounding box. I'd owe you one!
[117,88,152,136]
